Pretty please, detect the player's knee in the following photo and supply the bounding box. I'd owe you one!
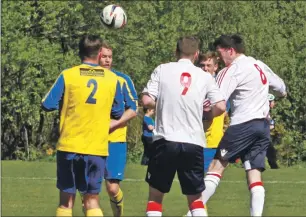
[106,180,120,196]
[148,186,164,203]
[207,159,226,175]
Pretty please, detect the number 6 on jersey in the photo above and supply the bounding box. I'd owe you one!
[180,72,192,95]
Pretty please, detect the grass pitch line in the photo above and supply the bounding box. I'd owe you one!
[1,176,306,184]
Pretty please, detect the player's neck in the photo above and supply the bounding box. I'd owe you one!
[232,53,244,62]
[82,58,99,66]
[178,55,195,63]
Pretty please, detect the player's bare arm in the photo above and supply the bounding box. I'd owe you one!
[110,109,137,133]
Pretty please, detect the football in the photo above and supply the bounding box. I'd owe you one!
[100,4,127,29]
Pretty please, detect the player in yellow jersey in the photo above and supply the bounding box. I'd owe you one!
[99,42,138,217]
[41,35,124,217]
[198,51,229,173]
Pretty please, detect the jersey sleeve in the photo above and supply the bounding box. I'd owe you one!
[216,64,239,101]
[111,80,125,119]
[122,75,138,111]
[142,65,161,100]
[258,60,287,96]
[205,75,225,104]
[41,73,65,111]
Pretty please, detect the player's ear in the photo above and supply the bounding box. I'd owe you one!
[98,49,102,61]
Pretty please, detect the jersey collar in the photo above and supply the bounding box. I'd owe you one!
[82,62,99,67]
[178,58,193,64]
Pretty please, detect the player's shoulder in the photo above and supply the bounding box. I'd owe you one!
[62,64,113,76]
[112,69,132,82]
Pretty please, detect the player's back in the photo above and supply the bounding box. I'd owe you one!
[218,55,270,125]
[154,59,216,146]
[58,64,119,156]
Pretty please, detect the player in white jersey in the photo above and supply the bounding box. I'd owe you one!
[141,36,226,217]
[201,34,287,217]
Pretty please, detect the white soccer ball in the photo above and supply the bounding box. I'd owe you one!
[100,4,127,29]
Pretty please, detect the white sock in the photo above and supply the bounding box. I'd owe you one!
[202,172,221,204]
[185,210,192,217]
[147,211,162,217]
[146,201,162,217]
[190,201,207,217]
[249,182,265,217]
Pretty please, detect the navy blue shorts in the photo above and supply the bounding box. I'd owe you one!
[146,139,205,195]
[104,142,127,180]
[56,151,106,194]
[215,119,270,171]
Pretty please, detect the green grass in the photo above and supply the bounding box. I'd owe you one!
[2,161,306,216]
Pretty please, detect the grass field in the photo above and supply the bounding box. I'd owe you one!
[1,161,306,216]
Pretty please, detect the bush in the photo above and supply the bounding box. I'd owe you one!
[126,109,145,163]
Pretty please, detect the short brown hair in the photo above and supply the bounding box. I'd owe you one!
[176,36,200,57]
[101,41,113,50]
[197,51,219,65]
[79,35,103,60]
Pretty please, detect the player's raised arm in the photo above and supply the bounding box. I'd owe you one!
[111,80,125,120]
[258,60,287,97]
[216,64,239,101]
[141,65,161,109]
[41,73,65,111]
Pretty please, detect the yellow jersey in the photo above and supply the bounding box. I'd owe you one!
[204,113,225,148]
[41,63,124,156]
[109,70,138,142]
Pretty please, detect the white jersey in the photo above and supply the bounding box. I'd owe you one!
[216,55,286,126]
[142,59,224,147]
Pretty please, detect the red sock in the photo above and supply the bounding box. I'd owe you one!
[189,201,207,216]
[146,201,162,217]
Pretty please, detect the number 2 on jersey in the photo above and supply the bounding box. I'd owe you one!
[180,72,192,95]
[254,64,267,85]
[86,79,98,104]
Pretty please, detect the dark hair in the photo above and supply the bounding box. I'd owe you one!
[197,51,219,65]
[213,34,245,53]
[79,35,103,61]
[176,36,200,57]
[143,107,149,114]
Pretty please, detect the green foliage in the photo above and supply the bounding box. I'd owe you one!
[126,110,144,163]
[1,1,306,165]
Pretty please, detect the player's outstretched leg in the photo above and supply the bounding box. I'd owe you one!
[201,159,227,204]
[247,169,265,217]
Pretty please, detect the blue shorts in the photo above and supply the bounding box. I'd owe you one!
[216,119,270,171]
[204,148,217,173]
[105,142,127,180]
[56,150,106,194]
